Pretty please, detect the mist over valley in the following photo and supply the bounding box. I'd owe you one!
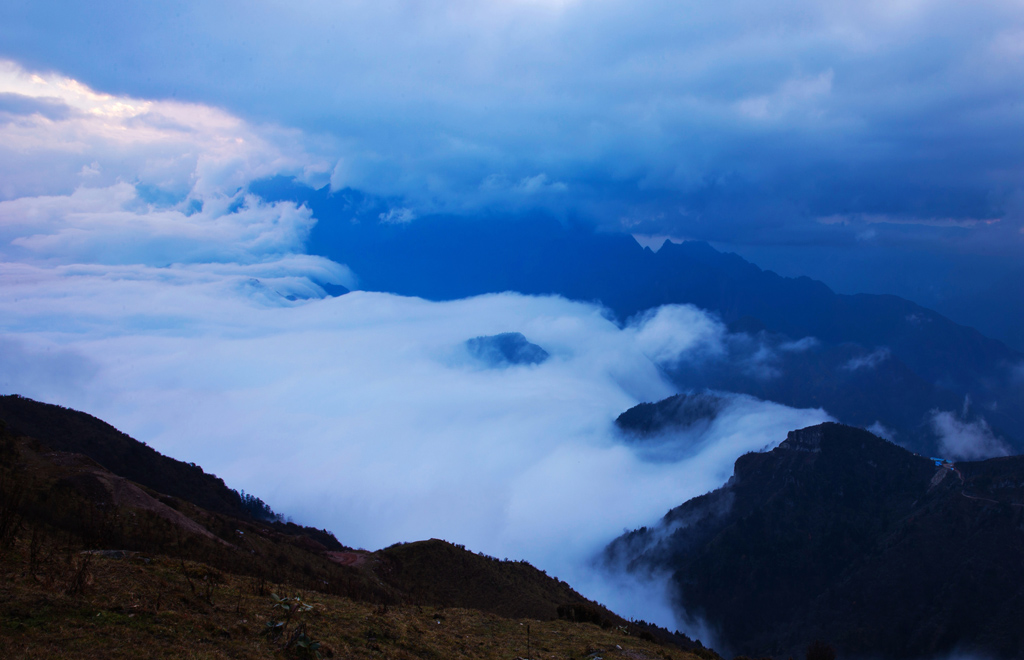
[2,5,1024,658]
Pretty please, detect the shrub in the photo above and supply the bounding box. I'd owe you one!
[806,641,837,660]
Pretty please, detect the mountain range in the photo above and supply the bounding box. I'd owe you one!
[251,177,1024,457]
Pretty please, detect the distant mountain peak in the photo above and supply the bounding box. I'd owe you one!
[255,177,1024,453]
[465,332,550,367]
[615,391,727,437]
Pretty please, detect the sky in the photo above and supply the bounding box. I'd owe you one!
[4,0,1024,307]
[0,0,1021,633]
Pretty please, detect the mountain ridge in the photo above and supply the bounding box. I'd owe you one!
[605,422,1024,659]
[249,176,1024,455]
[0,394,710,657]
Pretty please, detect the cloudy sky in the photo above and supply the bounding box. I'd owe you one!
[5,0,1024,303]
[0,44,837,632]
[0,0,1020,631]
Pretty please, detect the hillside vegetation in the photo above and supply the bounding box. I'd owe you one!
[0,546,704,660]
[0,396,713,659]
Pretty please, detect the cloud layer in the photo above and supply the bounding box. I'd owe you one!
[0,65,835,633]
[0,60,330,202]
[4,2,1024,244]
[931,410,1010,461]
[5,3,1024,334]
[0,279,831,631]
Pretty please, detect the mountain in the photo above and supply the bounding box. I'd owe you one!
[0,396,711,658]
[0,394,258,521]
[466,332,550,367]
[616,392,728,437]
[250,177,1024,455]
[604,422,1024,659]
[936,264,1024,353]
[657,344,970,454]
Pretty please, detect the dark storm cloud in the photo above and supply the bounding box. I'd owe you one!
[2,0,1024,253]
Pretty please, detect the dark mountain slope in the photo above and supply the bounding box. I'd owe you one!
[466,332,550,367]
[379,540,594,621]
[937,264,1024,353]
[0,415,391,603]
[643,241,1017,398]
[0,396,708,654]
[663,343,970,448]
[0,394,252,520]
[250,177,1024,453]
[0,427,711,660]
[273,176,1018,389]
[605,423,1024,659]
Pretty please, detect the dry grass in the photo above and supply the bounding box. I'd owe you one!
[0,542,701,660]
[0,411,715,660]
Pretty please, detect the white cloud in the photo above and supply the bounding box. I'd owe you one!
[867,420,896,440]
[0,272,829,627]
[779,337,819,352]
[0,336,98,396]
[736,70,834,121]
[843,347,890,371]
[0,185,332,269]
[0,58,834,632]
[6,0,1023,234]
[0,60,353,303]
[514,173,567,195]
[931,410,1010,460]
[0,60,330,202]
[378,207,417,224]
[0,0,1021,326]
[629,304,727,365]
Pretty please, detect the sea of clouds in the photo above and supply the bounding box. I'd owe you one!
[0,58,1015,638]
[0,60,842,636]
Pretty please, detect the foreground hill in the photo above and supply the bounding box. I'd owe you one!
[0,550,699,660]
[606,422,1024,659]
[251,176,1024,455]
[0,394,257,521]
[0,396,711,657]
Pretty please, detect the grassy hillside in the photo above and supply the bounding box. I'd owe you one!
[0,547,703,660]
[0,394,254,521]
[0,397,715,659]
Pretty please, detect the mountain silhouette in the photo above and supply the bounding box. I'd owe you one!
[250,177,1024,455]
[466,332,550,367]
[605,422,1024,659]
